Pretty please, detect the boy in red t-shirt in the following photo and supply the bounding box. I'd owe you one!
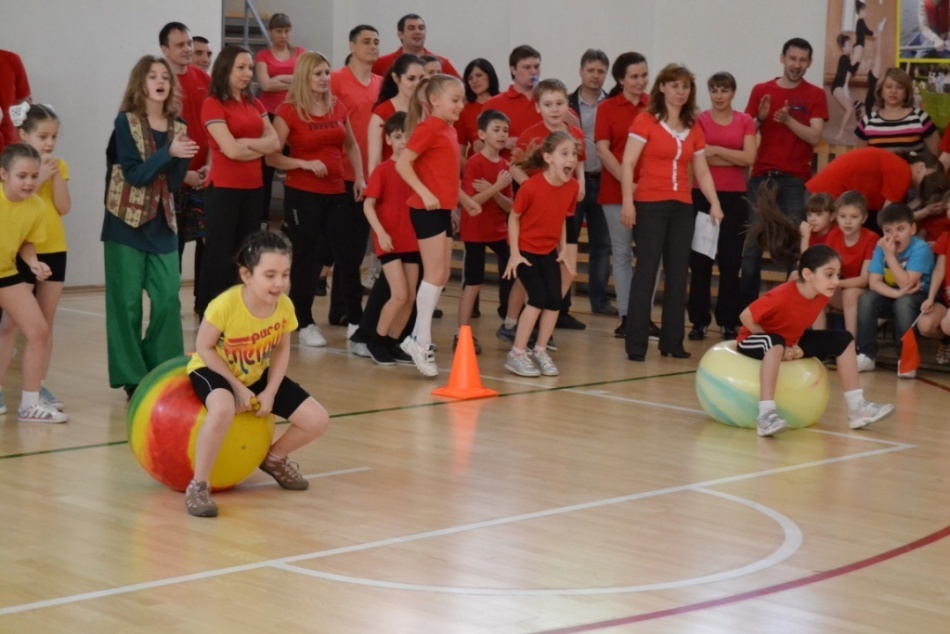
[919,222,950,365]
[458,109,514,353]
[362,112,421,366]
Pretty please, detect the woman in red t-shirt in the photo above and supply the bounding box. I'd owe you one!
[255,13,306,224]
[595,52,649,336]
[456,58,501,160]
[197,45,279,315]
[266,52,364,347]
[367,54,424,176]
[620,63,722,361]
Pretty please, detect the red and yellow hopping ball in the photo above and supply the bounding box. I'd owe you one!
[127,355,275,492]
[695,341,830,429]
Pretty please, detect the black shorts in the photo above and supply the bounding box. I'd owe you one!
[519,249,562,311]
[0,273,24,288]
[189,367,311,419]
[379,251,422,265]
[737,329,853,362]
[16,252,67,284]
[410,208,453,239]
[565,216,579,245]
[463,240,509,286]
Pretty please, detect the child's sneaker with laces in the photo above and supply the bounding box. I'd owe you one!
[505,349,540,377]
[39,386,64,411]
[848,400,894,429]
[935,343,950,365]
[18,401,68,424]
[529,348,559,376]
[756,409,789,437]
[259,455,309,490]
[400,336,439,377]
[185,480,218,517]
[855,353,876,373]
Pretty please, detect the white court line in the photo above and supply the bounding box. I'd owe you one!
[566,388,708,415]
[243,466,371,489]
[0,441,912,615]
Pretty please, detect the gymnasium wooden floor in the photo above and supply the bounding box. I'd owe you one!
[2,283,950,633]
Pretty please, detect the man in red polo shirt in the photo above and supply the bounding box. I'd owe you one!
[740,37,828,308]
[483,45,543,160]
[372,13,460,78]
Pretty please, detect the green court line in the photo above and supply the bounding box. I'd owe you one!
[0,370,696,461]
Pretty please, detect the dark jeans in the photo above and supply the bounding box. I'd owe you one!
[739,172,806,310]
[571,174,611,311]
[856,290,926,359]
[283,187,345,328]
[688,190,746,330]
[625,200,694,357]
[196,185,263,315]
[328,181,370,325]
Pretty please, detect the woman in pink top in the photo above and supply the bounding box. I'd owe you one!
[620,63,722,361]
[686,72,757,342]
[255,13,305,224]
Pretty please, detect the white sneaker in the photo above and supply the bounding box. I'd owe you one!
[348,340,371,358]
[897,369,917,379]
[848,400,894,429]
[529,348,559,376]
[18,401,69,424]
[400,337,439,377]
[855,353,876,373]
[299,324,327,347]
[756,409,789,437]
[505,349,541,377]
[39,385,64,411]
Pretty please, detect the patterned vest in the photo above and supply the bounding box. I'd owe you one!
[106,113,184,230]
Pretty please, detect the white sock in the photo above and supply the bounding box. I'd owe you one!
[504,317,518,329]
[844,389,864,410]
[21,391,39,408]
[758,400,777,417]
[412,281,443,348]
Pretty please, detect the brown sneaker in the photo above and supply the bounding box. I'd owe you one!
[260,455,309,490]
[185,480,218,517]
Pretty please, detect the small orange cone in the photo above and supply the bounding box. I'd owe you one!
[432,326,499,400]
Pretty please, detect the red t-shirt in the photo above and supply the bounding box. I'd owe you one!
[516,121,586,164]
[745,79,828,180]
[737,280,829,347]
[805,147,912,212]
[372,100,397,164]
[364,159,417,256]
[201,95,267,189]
[455,100,484,156]
[275,101,349,195]
[177,65,211,171]
[461,152,511,243]
[330,66,383,181]
[629,113,705,204]
[808,229,832,248]
[933,233,950,294]
[406,116,460,210]
[512,172,579,254]
[0,50,31,149]
[594,93,648,205]
[373,48,460,78]
[255,47,305,114]
[824,226,878,279]
[483,86,542,159]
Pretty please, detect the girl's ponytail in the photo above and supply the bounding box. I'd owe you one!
[405,76,431,136]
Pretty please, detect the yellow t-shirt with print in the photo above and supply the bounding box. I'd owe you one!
[0,188,47,279]
[35,158,68,254]
[187,285,298,386]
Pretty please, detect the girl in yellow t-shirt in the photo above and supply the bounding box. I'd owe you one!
[184,231,329,517]
[0,104,70,412]
[0,144,68,423]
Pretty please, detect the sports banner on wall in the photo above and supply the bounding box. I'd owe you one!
[898,0,950,130]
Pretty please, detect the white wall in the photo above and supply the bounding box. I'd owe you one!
[1,0,826,288]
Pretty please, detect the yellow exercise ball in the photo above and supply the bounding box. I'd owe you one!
[695,341,830,429]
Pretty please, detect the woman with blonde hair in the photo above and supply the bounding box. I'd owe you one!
[266,51,364,347]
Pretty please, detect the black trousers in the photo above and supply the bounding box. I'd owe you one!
[327,181,370,325]
[687,190,746,330]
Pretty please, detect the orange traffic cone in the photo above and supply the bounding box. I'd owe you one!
[432,325,499,400]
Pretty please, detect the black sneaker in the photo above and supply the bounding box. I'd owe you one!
[387,338,414,364]
[688,325,707,341]
[496,324,516,344]
[433,307,444,319]
[452,334,482,354]
[614,316,627,338]
[649,322,661,341]
[367,337,396,365]
[556,313,587,330]
[722,326,738,340]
